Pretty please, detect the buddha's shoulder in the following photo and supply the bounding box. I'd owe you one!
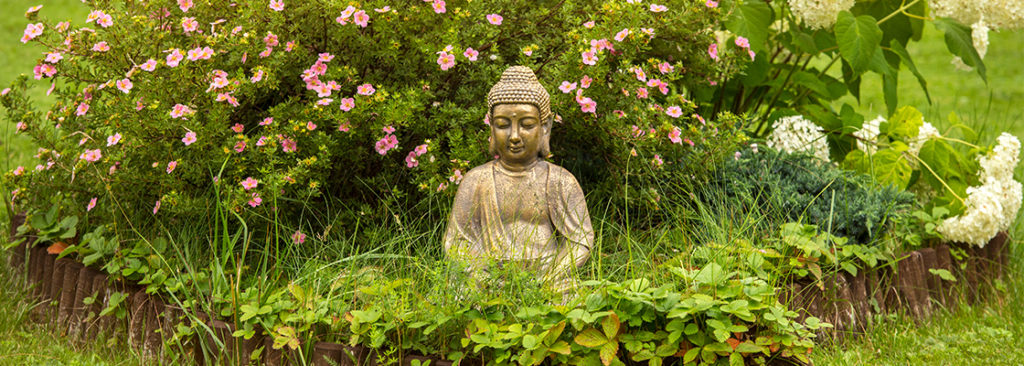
[464,161,496,178]
[543,161,575,178]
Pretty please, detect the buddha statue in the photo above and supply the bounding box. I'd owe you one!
[443,66,594,291]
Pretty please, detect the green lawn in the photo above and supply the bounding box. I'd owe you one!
[1,2,1024,365]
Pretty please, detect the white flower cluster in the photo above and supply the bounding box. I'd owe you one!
[853,116,884,154]
[787,0,855,29]
[938,133,1023,247]
[767,115,831,162]
[932,0,1024,31]
[907,121,941,161]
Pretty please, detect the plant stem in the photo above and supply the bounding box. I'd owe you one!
[877,0,923,25]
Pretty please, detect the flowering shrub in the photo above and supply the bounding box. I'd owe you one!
[843,106,1022,246]
[3,0,744,231]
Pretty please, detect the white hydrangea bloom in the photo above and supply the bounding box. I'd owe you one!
[972,19,990,59]
[767,115,831,162]
[788,0,855,29]
[933,0,1024,30]
[938,181,1005,247]
[908,121,941,159]
[938,133,1023,246]
[853,116,884,154]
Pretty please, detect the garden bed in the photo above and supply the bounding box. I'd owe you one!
[7,213,1011,365]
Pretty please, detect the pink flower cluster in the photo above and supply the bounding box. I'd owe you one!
[375,126,399,155]
[33,64,56,79]
[405,144,429,168]
[79,149,102,162]
[336,5,370,27]
[735,36,755,60]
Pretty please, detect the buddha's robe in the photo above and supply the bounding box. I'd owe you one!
[443,160,593,283]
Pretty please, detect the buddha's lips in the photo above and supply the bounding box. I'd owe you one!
[508,146,524,153]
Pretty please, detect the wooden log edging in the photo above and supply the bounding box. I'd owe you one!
[5,211,1014,364]
[781,232,1012,343]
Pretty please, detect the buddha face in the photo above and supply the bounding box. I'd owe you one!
[491,103,548,169]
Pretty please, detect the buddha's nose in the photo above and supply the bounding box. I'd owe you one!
[509,128,521,143]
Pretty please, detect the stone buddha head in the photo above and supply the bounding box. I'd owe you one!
[487,66,552,170]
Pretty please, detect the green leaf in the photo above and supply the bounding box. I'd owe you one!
[544,321,566,345]
[600,342,620,366]
[934,18,987,82]
[684,348,700,363]
[724,0,774,51]
[602,312,620,339]
[735,341,766,353]
[917,139,971,198]
[834,11,883,74]
[574,328,609,348]
[844,149,913,189]
[889,39,931,104]
[522,334,539,350]
[729,352,744,366]
[884,106,924,140]
[882,71,898,116]
[693,263,729,286]
[549,341,571,355]
[793,71,830,98]
[929,268,957,282]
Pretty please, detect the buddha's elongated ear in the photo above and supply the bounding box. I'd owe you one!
[540,115,552,158]
[488,113,498,157]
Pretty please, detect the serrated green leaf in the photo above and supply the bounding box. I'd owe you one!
[574,328,609,348]
[602,312,620,339]
[934,18,987,82]
[889,39,931,104]
[929,268,957,282]
[684,348,700,363]
[600,342,619,366]
[835,11,883,74]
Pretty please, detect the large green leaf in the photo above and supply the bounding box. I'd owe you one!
[574,328,609,348]
[834,11,883,75]
[724,0,774,51]
[883,106,923,140]
[934,18,987,82]
[844,149,913,189]
[917,139,971,198]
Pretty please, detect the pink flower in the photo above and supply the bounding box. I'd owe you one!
[693,113,706,125]
[317,98,333,106]
[487,14,503,25]
[281,138,297,152]
[449,169,463,184]
[558,81,577,93]
[614,28,630,42]
[15,122,26,131]
[580,75,593,89]
[522,48,533,56]
[405,151,419,168]
[87,197,97,211]
[269,0,284,11]
[179,0,193,12]
[707,43,720,61]
[260,117,274,126]
[414,144,428,155]
[152,200,161,215]
[256,136,268,146]
[291,230,306,244]
[181,17,198,32]
[241,177,259,190]
[45,52,63,64]
[652,154,663,167]
[374,134,398,155]
[353,10,369,27]
[234,140,246,152]
[658,62,674,74]
[668,127,682,144]
[636,87,649,99]
[92,42,110,52]
[167,48,184,67]
[166,160,178,173]
[748,49,756,61]
[649,4,668,12]
[338,121,351,132]
[339,5,356,20]
[32,64,56,79]
[97,14,113,28]
[12,166,25,176]
[614,110,626,118]
[339,97,355,111]
[141,59,158,71]
[231,123,245,133]
[1,88,9,96]
[21,23,44,43]
[306,121,317,130]
[116,78,133,94]
[579,97,596,114]
[76,103,90,116]
[79,149,102,162]
[583,21,595,28]
[171,104,194,118]
[318,53,334,62]
[735,36,750,49]
[357,83,375,96]
[26,5,42,15]
[264,32,279,47]
[248,193,262,207]
[383,125,395,134]
[437,51,456,70]
[581,50,598,66]
[182,131,197,145]
[706,0,718,8]
[463,47,479,61]
[107,133,122,146]
[251,69,264,83]
[432,0,446,14]
[375,6,391,12]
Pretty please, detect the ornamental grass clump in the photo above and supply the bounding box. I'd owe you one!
[2,0,745,237]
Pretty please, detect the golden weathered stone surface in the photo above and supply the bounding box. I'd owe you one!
[444,66,594,291]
